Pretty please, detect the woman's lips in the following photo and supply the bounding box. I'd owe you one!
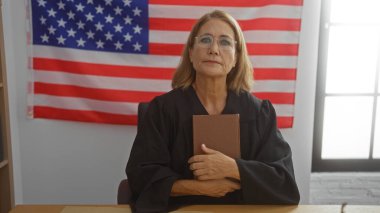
[203,60,221,64]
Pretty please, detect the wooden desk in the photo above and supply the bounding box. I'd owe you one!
[8,204,380,213]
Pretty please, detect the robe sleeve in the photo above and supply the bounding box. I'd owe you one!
[126,98,180,212]
[236,100,300,204]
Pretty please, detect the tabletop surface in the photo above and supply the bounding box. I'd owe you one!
[9,204,380,213]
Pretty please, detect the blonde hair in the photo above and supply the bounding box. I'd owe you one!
[171,10,253,93]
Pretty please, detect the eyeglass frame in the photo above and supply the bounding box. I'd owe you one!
[194,34,237,51]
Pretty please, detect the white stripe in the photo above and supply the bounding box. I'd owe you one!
[33,45,181,68]
[34,71,172,92]
[34,45,298,69]
[251,56,298,68]
[272,104,294,117]
[244,31,300,44]
[34,94,293,117]
[150,30,300,44]
[34,94,138,115]
[149,5,302,20]
[253,80,295,92]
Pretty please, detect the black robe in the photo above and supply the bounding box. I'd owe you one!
[126,87,300,212]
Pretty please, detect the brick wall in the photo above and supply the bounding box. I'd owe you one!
[310,173,380,204]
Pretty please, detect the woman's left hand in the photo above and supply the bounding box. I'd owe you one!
[188,144,240,180]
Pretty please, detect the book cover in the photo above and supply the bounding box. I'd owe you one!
[193,114,240,158]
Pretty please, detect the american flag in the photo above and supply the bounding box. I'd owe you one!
[28,0,303,128]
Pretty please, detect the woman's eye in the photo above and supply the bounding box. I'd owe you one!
[200,37,212,44]
[220,39,231,46]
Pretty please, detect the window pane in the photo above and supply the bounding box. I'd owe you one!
[322,96,373,159]
[331,0,380,24]
[373,98,380,158]
[325,26,380,93]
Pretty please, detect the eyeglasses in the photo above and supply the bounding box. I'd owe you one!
[194,34,236,51]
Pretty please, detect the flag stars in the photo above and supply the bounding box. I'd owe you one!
[56,35,66,45]
[86,30,95,39]
[57,18,67,28]
[87,0,94,4]
[105,31,114,41]
[67,28,76,37]
[133,42,142,51]
[114,23,123,33]
[47,8,57,17]
[76,3,85,12]
[57,1,65,10]
[133,7,142,16]
[114,6,123,15]
[95,5,104,14]
[123,0,132,7]
[48,25,56,34]
[96,40,105,49]
[133,25,142,34]
[105,14,114,23]
[76,38,86,47]
[95,22,104,31]
[85,12,95,22]
[105,0,113,6]
[124,16,132,25]
[114,41,123,50]
[76,20,85,29]
[123,33,132,42]
[39,16,47,25]
[37,0,47,7]
[67,11,75,20]
[40,34,49,43]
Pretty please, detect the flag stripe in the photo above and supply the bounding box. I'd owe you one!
[150,30,301,44]
[149,43,299,56]
[34,82,164,102]
[254,92,295,104]
[34,71,172,92]
[34,93,294,117]
[150,0,303,7]
[34,106,293,128]
[253,80,295,92]
[149,5,302,19]
[254,68,296,80]
[33,46,299,69]
[34,106,138,125]
[33,58,175,80]
[150,18,301,31]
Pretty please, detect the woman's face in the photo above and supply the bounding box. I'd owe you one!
[189,19,237,79]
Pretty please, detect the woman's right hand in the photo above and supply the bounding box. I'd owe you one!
[198,178,241,197]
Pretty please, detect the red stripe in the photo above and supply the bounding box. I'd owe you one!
[254,68,297,80]
[34,106,138,125]
[34,82,164,103]
[277,116,293,128]
[247,44,299,55]
[239,18,301,31]
[149,43,299,56]
[150,0,303,6]
[253,92,295,104]
[33,58,175,80]
[149,43,185,55]
[150,18,301,31]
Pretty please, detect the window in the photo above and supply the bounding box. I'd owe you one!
[313,0,380,171]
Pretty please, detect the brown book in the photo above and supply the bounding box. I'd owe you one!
[193,114,240,158]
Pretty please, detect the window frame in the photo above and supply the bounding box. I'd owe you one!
[312,0,380,172]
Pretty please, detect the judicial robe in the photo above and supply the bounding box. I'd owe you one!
[126,86,300,212]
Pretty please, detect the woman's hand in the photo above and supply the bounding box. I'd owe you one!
[188,144,240,180]
[198,178,241,197]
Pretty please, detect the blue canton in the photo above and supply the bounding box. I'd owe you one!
[31,0,149,53]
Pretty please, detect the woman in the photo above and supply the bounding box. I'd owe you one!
[126,10,300,212]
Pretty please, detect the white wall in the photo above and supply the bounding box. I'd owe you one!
[3,0,321,204]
